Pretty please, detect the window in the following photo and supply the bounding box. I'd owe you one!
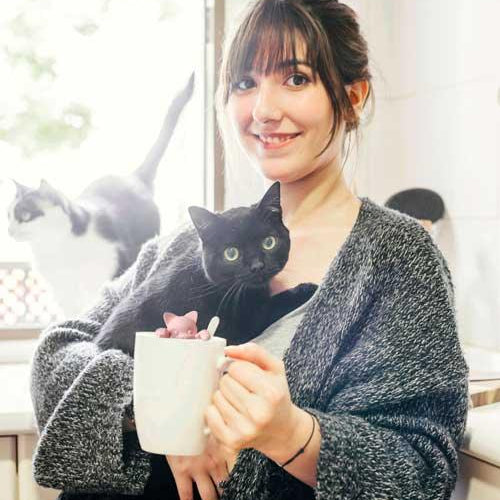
[0,0,217,329]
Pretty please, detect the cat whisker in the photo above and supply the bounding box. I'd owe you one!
[216,281,240,316]
[188,276,236,301]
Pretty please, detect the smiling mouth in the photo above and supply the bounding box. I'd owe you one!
[252,133,302,149]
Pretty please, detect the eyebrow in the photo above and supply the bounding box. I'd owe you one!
[275,59,311,70]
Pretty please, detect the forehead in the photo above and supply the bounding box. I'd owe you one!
[12,193,46,212]
[216,209,276,243]
[230,24,316,78]
[10,196,36,219]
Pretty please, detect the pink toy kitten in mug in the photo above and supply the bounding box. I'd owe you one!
[155,311,210,340]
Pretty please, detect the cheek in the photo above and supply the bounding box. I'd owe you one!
[292,87,334,133]
[299,103,332,134]
[227,97,253,133]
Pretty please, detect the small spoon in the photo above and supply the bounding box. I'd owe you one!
[207,316,220,338]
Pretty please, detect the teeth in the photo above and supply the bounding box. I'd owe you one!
[259,134,297,144]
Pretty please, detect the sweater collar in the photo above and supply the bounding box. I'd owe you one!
[283,196,375,407]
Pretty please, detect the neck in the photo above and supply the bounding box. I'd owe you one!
[265,162,356,231]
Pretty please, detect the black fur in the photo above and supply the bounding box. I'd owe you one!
[94,182,292,355]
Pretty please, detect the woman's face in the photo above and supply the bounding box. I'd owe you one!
[227,45,344,184]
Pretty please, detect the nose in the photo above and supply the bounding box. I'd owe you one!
[252,82,282,124]
[250,259,264,273]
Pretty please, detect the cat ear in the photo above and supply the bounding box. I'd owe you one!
[39,179,56,196]
[11,179,30,198]
[38,179,68,209]
[188,206,221,239]
[184,310,198,323]
[163,312,177,325]
[257,181,282,216]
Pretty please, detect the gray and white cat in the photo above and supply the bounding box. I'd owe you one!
[7,73,194,318]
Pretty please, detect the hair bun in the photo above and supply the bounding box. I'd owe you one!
[301,0,340,10]
[303,0,339,4]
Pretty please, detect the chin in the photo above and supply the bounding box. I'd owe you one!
[261,170,303,185]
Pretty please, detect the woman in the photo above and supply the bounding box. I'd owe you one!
[30,1,469,500]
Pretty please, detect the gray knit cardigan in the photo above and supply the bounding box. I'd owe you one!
[30,197,469,500]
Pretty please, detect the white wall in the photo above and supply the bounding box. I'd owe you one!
[354,0,500,349]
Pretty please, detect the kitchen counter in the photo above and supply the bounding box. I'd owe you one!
[0,363,36,434]
[461,402,500,467]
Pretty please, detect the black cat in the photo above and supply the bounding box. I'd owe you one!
[94,181,292,355]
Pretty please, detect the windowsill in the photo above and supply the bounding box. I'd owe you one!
[0,327,42,339]
[0,327,42,365]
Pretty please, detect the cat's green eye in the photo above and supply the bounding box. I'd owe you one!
[262,236,277,251]
[224,247,239,262]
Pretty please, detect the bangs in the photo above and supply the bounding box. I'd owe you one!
[223,1,323,101]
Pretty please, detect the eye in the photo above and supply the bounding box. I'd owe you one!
[223,247,240,262]
[20,211,31,222]
[232,77,255,92]
[285,73,310,87]
[262,236,277,251]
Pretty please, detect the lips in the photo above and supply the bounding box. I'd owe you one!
[252,132,302,149]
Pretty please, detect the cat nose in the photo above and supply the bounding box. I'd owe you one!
[250,260,264,273]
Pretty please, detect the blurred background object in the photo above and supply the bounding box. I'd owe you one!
[384,187,445,233]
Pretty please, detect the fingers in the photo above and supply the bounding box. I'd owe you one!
[210,462,228,498]
[216,376,252,419]
[170,470,194,500]
[222,358,280,396]
[224,342,284,374]
[165,450,227,500]
[204,436,229,497]
[193,473,220,500]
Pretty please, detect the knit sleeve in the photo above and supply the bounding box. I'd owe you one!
[301,230,469,500]
[29,229,183,494]
[303,387,468,500]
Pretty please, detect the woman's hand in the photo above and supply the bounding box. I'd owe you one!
[166,434,230,500]
[204,342,300,458]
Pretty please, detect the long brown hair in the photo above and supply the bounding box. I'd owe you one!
[217,0,374,159]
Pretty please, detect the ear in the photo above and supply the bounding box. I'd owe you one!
[184,310,198,323]
[257,181,282,216]
[38,179,57,196]
[38,178,67,209]
[11,179,30,197]
[345,80,370,116]
[188,206,221,239]
[163,312,177,325]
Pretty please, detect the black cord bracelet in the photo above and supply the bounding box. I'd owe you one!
[279,410,316,468]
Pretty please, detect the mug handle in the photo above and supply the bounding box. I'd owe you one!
[203,354,233,436]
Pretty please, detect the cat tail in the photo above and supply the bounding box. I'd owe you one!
[133,71,195,191]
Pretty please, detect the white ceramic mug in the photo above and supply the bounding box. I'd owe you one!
[133,332,229,455]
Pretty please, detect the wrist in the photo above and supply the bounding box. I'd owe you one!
[259,405,312,464]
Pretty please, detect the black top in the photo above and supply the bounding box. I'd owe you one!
[249,282,319,336]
